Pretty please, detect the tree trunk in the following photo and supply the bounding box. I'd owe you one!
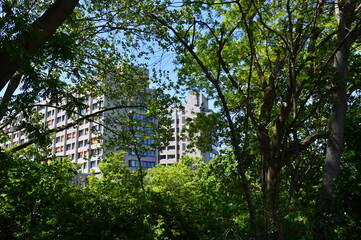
[316,0,356,238]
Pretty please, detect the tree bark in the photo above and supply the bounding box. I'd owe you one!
[317,0,357,238]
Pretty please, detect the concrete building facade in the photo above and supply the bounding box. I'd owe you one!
[2,92,213,172]
[159,92,214,165]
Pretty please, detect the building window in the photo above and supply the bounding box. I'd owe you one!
[167,146,175,150]
[167,155,175,159]
[66,144,71,151]
[143,138,154,145]
[159,155,166,160]
[67,133,73,140]
[47,119,54,126]
[128,160,155,168]
[142,150,155,157]
[55,146,63,153]
[55,136,61,143]
[129,160,140,167]
[142,161,155,168]
[78,130,84,136]
[90,161,96,168]
[92,102,100,110]
[78,141,84,147]
[56,116,62,123]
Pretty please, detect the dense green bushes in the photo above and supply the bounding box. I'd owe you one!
[0,150,360,239]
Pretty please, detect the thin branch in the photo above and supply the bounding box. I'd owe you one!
[251,0,290,50]
[9,104,144,152]
[296,19,361,123]
[149,14,217,85]
[0,71,23,121]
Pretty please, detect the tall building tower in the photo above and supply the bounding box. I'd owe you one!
[159,92,213,165]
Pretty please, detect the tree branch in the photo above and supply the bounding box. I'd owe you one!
[0,0,79,92]
[0,71,23,121]
[9,104,144,152]
[299,132,328,151]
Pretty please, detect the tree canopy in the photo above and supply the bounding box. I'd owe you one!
[0,0,360,239]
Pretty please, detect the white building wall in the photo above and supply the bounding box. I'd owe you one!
[2,92,214,171]
[159,92,212,165]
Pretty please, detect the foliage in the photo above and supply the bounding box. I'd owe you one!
[0,148,80,239]
[101,65,175,162]
[0,0,175,151]
[0,1,360,240]
[0,149,260,240]
[182,111,224,153]
[145,155,254,239]
[123,0,361,239]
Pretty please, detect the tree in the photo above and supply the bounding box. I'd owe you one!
[0,0,78,120]
[1,1,360,239]
[0,2,176,238]
[146,155,249,239]
[0,147,82,239]
[0,0,171,151]
[317,1,361,238]
[124,0,361,238]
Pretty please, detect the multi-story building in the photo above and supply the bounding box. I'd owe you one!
[2,97,105,173]
[159,92,214,165]
[2,92,214,172]
[1,95,157,173]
